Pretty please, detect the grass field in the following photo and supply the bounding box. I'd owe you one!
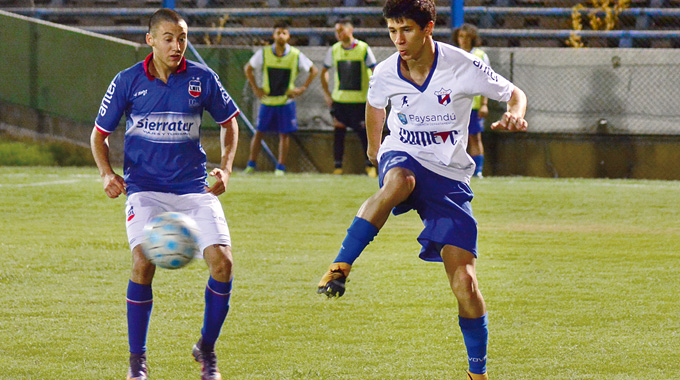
[1,167,678,379]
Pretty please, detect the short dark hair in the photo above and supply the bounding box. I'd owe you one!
[273,21,290,30]
[452,23,481,48]
[336,17,353,26]
[382,0,436,30]
[148,8,185,33]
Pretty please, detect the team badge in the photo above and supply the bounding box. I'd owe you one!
[397,112,408,125]
[188,79,202,98]
[435,88,452,106]
[127,206,135,222]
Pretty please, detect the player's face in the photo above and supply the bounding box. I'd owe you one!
[387,18,433,62]
[335,23,353,43]
[146,20,188,71]
[457,30,473,52]
[273,28,290,47]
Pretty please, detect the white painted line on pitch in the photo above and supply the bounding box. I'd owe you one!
[0,179,83,187]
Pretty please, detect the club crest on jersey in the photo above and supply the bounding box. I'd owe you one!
[188,79,202,98]
[435,88,452,106]
[397,112,408,125]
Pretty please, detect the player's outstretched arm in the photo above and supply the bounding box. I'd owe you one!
[90,127,127,198]
[207,117,239,196]
[490,86,528,132]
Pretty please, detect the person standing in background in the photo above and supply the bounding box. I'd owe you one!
[321,18,378,177]
[244,22,318,176]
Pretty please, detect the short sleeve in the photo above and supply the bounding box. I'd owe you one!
[248,49,264,70]
[365,46,377,69]
[94,72,128,134]
[464,57,513,103]
[323,48,333,69]
[204,70,240,124]
[298,51,314,72]
[366,63,389,109]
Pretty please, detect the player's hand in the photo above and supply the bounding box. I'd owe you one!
[490,112,528,132]
[323,93,333,107]
[367,147,379,168]
[102,173,127,199]
[253,87,266,99]
[206,168,229,196]
[317,262,352,298]
[286,87,306,99]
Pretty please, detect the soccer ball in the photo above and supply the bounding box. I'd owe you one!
[142,212,200,270]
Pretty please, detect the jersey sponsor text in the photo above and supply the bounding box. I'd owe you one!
[99,81,117,117]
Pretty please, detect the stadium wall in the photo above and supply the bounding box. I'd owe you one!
[2,9,679,179]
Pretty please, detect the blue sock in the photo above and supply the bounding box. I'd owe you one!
[247,160,256,168]
[127,280,153,355]
[201,277,233,347]
[472,155,484,176]
[276,163,286,171]
[459,313,489,374]
[333,217,379,265]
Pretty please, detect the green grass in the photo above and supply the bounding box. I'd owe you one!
[1,167,678,379]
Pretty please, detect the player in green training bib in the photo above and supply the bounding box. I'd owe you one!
[321,18,378,177]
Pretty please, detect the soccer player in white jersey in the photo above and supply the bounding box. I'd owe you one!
[90,9,238,380]
[317,1,528,379]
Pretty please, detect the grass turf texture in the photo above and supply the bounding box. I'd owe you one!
[1,167,678,379]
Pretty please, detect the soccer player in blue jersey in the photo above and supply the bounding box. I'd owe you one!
[90,9,238,380]
[316,1,528,379]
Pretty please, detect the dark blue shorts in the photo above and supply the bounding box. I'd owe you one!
[378,151,478,261]
[468,109,484,135]
[256,102,298,134]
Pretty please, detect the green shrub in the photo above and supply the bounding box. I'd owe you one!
[0,141,55,165]
[0,139,94,166]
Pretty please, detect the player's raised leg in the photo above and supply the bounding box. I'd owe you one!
[192,244,233,380]
[127,245,155,380]
[317,166,415,297]
[441,245,488,380]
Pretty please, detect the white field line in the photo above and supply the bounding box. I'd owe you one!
[0,179,84,187]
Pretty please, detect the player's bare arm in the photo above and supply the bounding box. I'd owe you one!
[244,63,266,99]
[90,127,127,198]
[490,86,528,132]
[287,64,319,99]
[365,102,386,166]
[207,117,239,196]
[319,66,333,107]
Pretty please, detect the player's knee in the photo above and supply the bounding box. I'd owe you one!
[206,245,233,281]
[449,267,478,300]
[384,170,415,198]
[131,252,155,284]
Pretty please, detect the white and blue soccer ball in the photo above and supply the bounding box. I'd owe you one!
[142,212,200,270]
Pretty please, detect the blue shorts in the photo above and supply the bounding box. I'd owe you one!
[256,102,298,134]
[378,151,478,261]
[468,109,484,135]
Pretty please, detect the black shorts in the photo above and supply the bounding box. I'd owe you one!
[331,102,366,131]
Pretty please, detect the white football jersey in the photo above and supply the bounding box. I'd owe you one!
[368,42,514,183]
